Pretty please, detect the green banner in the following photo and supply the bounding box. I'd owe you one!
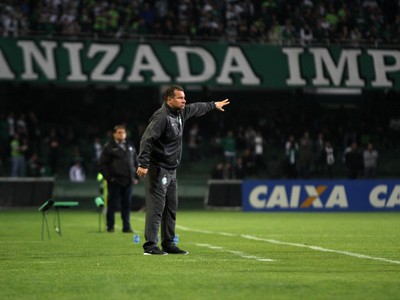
[0,38,399,90]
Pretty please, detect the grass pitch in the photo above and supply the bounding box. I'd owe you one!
[0,209,399,300]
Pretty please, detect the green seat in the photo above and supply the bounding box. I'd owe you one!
[39,200,79,240]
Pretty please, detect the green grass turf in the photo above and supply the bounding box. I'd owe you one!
[0,209,399,300]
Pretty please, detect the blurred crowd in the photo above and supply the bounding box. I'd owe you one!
[2,91,399,181]
[209,127,384,180]
[0,110,92,180]
[1,0,400,45]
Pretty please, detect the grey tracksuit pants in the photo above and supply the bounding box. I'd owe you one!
[143,165,178,250]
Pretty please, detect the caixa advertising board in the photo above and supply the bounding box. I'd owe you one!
[242,180,400,212]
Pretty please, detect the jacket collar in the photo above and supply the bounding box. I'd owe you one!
[163,102,180,116]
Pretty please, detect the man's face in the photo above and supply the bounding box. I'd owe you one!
[167,90,186,110]
[114,129,126,142]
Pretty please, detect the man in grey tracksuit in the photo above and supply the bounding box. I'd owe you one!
[136,85,230,255]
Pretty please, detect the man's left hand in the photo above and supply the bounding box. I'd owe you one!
[215,99,230,112]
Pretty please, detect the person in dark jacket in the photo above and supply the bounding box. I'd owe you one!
[344,141,363,179]
[98,125,139,233]
[136,85,230,255]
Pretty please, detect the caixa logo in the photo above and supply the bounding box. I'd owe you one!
[248,185,348,210]
[369,185,400,208]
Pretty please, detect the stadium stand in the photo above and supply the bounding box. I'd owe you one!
[0,0,399,46]
[1,1,400,207]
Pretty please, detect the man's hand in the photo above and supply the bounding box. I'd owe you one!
[215,99,230,112]
[136,166,148,177]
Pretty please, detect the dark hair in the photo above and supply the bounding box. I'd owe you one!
[113,125,126,133]
[164,85,184,102]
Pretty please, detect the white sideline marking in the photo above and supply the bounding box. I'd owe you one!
[177,225,400,265]
[196,243,274,262]
[241,235,400,265]
[178,225,235,237]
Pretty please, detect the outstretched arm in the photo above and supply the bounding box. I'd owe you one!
[215,99,230,112]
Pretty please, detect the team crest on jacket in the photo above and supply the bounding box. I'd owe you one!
[162,175,167,186]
